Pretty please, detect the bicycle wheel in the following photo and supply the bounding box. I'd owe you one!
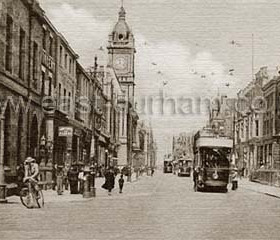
[20,187,34,209]
[36,190,44,208]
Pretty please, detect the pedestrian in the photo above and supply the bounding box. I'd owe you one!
[231,167,238,190]
[118,174,124,193]
[17,163,25,185]
[52,164,57,191]
[151,168,155,177]
[193,167,199,191]
[63,165,69,191]
[56,166,64,195]
[241,167,245,178]
[102,168,115,195]
[68,166,79,194]
[78,167,84,194]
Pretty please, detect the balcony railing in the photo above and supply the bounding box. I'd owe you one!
[117,95,126,104]
[42,50,55,72]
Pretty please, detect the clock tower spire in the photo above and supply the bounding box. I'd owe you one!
[108,4,136,101]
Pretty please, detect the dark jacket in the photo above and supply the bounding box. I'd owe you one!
[193,169,198,182]
[102,171,115,190]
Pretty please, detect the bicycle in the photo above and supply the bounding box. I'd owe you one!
[19,178,44,208]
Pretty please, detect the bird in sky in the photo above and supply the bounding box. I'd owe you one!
[163,81,168,86]
[229,69,234,76]
[230,40,241,47]
[152,62,157,66]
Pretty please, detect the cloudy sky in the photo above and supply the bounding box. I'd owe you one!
[39,0,280,161]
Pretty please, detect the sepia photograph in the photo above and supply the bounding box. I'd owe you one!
[0,0,280,239]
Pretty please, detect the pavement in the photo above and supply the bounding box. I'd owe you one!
[238,178,280,199]
[6,172,143,204]
[1,172,280,240]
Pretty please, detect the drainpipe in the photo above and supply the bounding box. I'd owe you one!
[26,1,33,157]
[0,116,7,203]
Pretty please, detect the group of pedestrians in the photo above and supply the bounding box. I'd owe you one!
[18,156,144,198]
[102,168,125,195]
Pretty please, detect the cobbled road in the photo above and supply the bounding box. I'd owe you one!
[0,172,280,240]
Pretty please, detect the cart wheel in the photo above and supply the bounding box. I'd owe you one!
[20,188,34,209]
[36,190,44,208]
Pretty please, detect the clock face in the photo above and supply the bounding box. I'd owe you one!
[114,56,127,70]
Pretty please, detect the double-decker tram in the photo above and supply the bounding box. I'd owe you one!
[193,128,233,192]
[177,158,192,177]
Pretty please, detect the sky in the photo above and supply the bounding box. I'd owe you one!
[39,0,280,162]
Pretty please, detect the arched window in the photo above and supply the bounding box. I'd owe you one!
[17,109,24,165]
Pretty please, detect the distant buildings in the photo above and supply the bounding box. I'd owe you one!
[172,133,194,160]
[207,66,280,186]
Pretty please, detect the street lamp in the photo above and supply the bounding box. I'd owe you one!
[39,135,46,166]
[105,149,108,169]
[46,139,53,167]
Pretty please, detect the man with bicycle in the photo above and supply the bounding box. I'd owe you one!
[23,157,40,199]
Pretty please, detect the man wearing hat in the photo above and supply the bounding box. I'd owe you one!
[24,157,40,198]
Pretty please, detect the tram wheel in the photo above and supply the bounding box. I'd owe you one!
[222,187,228,193]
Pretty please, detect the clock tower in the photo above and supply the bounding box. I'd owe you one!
[108,6,136,101]
[108,6,137,172]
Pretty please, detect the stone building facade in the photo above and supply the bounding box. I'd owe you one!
[0,1,155,197]
[0,0,55,185]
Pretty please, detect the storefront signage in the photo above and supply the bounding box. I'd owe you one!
[58,127,73,137]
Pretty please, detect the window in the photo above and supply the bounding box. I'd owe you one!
[270,118,273,135]
[122,109,125,136]
[68,92,71,111]
[269,144,273,166]
[241,122,244,138]
[264,145,267,165]
[59,46,63,65]
[49,36,53,56]
[63,88,66,111]
[19,28,26,79]
[58,83,61,105]
[64,54,68,69]
[69,58,72,74]
[41,71,45,94]
[260,146,263,165]
[48,76,52,96]
[5,15,13,72]
[43,28,47,50]
[255,120,259,137]
[33,42,38,85]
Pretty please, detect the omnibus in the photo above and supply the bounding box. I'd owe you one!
[193,128,233,192]
[177,158,192,177]
[163,160,173,173]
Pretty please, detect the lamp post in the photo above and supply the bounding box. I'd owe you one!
[39,135,46,167]
[105,149,108,169]
[46,139,53,167]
